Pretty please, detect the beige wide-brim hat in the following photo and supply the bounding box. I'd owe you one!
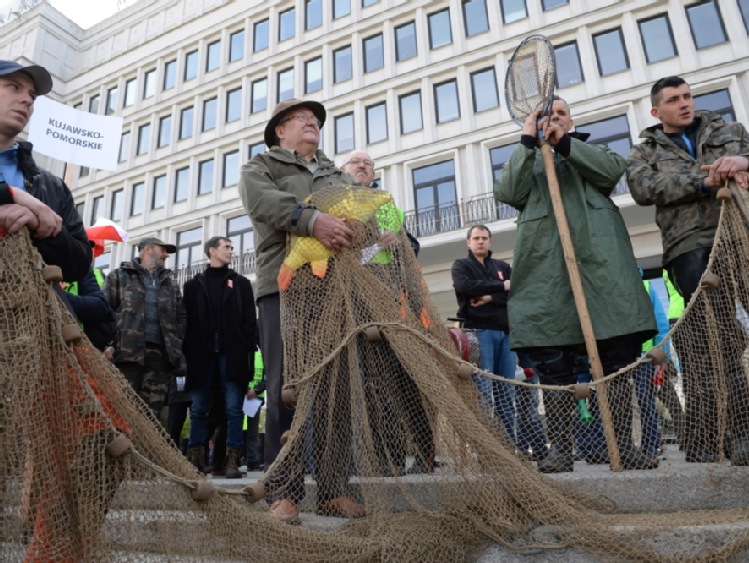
[263,98,326,148]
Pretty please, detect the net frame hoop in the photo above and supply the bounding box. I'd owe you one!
[504,33,557,126]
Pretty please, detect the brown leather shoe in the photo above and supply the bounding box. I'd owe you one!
[316,496,366,519]
[267,499,300,525]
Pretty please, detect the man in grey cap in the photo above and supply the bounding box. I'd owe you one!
[240,99,363,524]
[0,60,90,281]
[102,236,186,427]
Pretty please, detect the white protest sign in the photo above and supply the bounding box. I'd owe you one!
[28,96,123,171]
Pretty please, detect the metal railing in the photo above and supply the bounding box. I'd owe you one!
[173,182,632,284]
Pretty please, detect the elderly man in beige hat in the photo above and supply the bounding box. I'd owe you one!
[239,99,364,524]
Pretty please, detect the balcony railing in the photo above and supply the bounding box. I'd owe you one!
[175,251,256,286]
[173,180,631,284]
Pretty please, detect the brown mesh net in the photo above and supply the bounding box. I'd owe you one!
[3,183,749,561]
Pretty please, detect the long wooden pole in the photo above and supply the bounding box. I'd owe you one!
[539,141,622,472]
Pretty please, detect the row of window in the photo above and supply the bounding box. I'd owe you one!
[78,0,748,124]
[85,86,735,266]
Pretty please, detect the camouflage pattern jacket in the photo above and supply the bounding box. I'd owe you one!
[627,110,749,265]
[102,259,186,367]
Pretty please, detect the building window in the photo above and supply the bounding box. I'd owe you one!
[279,8,295,42]
[412,160,458,236]
[130,182,144,216]
[470,67,499,113]
[75,201,85,219]
[686,1,727,49]
[79,166,90,178]
[542,0,567,9]
[490,143,518,181]
[335,113,354,154]
[434,80,460,123]
[463,0,489,37]
[175,166,190,202]
[91,195,103,225]
[118,131,131,162]
[395,21,417,62]
[254,19,269,52]
[180,106,194,139]
[695,89,735,121]
[105,87,118,115]
[227,214,254,255]
[223,150,240,187]
[334,0,351,19]
[202,97,217,131]
[251,78,268,113]
[143,69,156,99]
[428,9,452,50]
[638,15,677,63]
[500,0,527,24]
[575,115,632,159]
[362,0,379,6]
[593,28,629,76]
[306,0,322,30]
[137,123,151,155]
[206,40,221,72]
[198,159,214,195]
[363,34,384,73]
[89,95,100,114]
[124,78,136,107]
[366,102,388,144]
[152,174,166,209]
[229,30,245,62]
[741,0,749,34]
[110,189,124,222]
[334,45,352,83]
[226,88,242,123]
[555,41,584,88]
[157,115,171,148]
[184,50,198,81]
[249,142,265,158]
[277,68,294,102]
[305,57,322,94]
[175,226,204,269]
[399,91,423,134]
[163,60,176,90]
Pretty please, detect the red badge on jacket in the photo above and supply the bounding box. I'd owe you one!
[227,280,233,289]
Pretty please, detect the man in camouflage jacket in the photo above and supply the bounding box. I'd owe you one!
[102,236,186,426]
[627,75,749,465]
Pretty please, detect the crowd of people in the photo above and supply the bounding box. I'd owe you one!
[3,56,749,524]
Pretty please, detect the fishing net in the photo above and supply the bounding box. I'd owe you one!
[2,182,749,562]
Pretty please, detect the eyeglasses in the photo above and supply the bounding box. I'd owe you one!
[282,113,322,127]
[345,157,374,167]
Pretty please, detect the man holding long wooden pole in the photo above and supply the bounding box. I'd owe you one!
[494,96,658,473]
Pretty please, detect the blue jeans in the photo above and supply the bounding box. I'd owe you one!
[475,329,516,445]
[634,361,661,456]
[188,355,245,451]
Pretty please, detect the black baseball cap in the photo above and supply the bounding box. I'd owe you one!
[0,60,53,96]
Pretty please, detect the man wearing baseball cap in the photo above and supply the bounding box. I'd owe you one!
[0,60,91,281]
[102,235,185,428]
[239,99,363,523]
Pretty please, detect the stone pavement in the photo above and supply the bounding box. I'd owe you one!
[206,445,749,561]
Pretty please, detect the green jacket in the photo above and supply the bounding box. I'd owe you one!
[102,259,186,367]
[626,110,749,265]
[239,147,355,298]
[494,135,656,349]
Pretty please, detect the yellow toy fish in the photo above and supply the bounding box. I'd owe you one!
[277,186,394,291]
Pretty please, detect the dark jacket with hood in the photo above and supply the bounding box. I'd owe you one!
[452,250,511,331]
[18,141,91,281]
